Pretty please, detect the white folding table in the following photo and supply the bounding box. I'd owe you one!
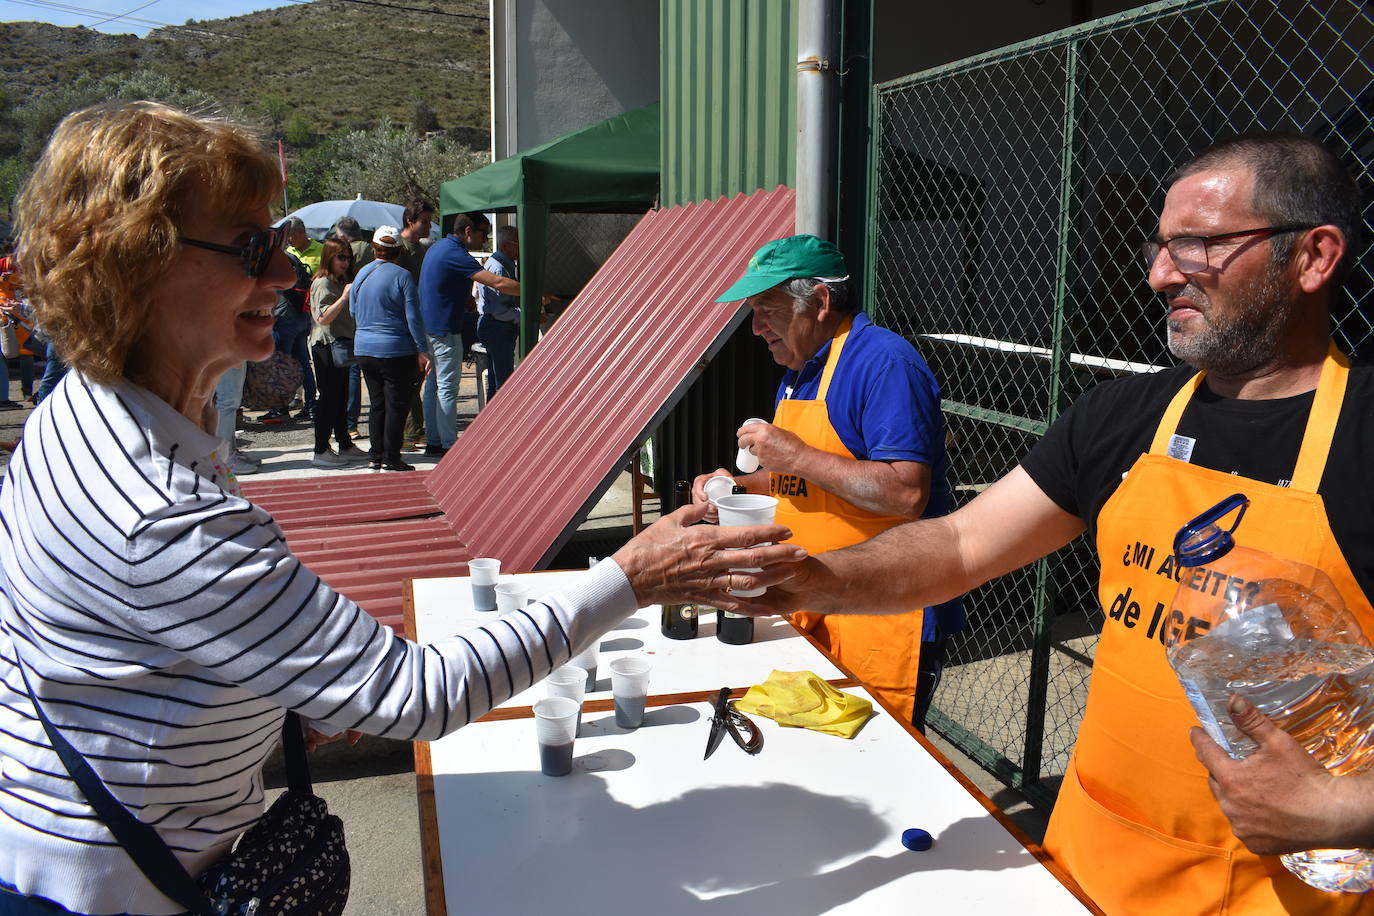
[405,571,1101,915]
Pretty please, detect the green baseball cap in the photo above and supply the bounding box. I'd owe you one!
[715,234,849,302]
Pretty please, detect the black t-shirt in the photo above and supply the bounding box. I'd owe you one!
[1021,360,1374,603]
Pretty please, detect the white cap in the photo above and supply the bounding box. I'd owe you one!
[703,475,735,502]
[372,225,401,248]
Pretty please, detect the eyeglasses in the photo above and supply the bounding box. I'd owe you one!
[1140,224,1313,274]
[178,225,288,278]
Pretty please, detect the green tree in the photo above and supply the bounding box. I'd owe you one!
[285,112,312,147]
[324,122,486,205]
[259,92,290,139]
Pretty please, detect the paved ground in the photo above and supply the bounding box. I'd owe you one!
[0,363,1049,914]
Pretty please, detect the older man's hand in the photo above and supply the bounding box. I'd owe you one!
[737,421,807,474]
[611,502,806,608]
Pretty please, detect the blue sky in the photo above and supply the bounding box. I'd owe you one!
[1,0,297,36]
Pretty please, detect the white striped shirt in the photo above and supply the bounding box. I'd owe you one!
[0,372,635,915]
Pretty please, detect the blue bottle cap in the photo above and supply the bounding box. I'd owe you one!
[901,828,933,851]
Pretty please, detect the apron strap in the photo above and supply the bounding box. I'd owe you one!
[1147,372,1205,456]
[1290,340,1350,492]
[1147,340,1349,493]
[815,317,854,402]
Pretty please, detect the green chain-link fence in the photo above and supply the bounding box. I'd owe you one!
[869,0,1373,809]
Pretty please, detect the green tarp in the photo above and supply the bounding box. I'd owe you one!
[438,103,660,355]
[439,102,660,218]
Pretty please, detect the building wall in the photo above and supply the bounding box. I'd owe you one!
[660,0,797,207]
[491,0,659,159]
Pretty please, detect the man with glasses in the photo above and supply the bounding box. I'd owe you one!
[697,234,964,730]
[745,133,1371,914]
[417,210,521,454]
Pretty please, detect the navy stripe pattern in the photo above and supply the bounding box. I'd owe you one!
[0,372,634,915]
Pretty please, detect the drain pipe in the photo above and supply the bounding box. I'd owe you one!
[796,0,838,240]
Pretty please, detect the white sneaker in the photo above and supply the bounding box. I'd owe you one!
[310,452,350,469]
[226,453,259,475]
[337,445,369,461]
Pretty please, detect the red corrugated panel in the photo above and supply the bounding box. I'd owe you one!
[238,186,793,627]
[242,471,441,527]
[426,186,795,572]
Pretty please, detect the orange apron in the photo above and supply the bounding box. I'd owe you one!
[772,318,925,722]
[1044,342,1374,915]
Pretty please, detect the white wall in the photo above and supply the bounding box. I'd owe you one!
[491,0,659,159]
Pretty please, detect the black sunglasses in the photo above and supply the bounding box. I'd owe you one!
[178,225,288,278]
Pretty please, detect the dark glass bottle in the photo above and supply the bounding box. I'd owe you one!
[717,484,755,645]
[661,480,699,639]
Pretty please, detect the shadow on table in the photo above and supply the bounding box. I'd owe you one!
[433,769,1032,914]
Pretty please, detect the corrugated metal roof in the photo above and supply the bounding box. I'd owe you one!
[427,185,795,572]
[243,186,795,621]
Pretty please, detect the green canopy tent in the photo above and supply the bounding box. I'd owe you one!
[439,102,660,354]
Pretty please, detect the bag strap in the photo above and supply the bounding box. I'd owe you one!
[17,660,313,914]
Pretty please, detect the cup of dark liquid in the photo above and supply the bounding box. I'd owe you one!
[533,696,579,776]
[468,558,501,611]
[609,656,652,728]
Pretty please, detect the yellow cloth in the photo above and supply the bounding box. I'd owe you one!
[734,670,873,739]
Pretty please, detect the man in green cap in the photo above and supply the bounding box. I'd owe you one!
[693,233,964,728]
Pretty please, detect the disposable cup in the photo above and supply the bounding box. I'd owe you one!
[533,696,579,776]
[712,493,778,527]
[570,642,599,693]
[468,558,501,611]
[702,475,736,503]
[713,494,778,597]
[609,656,652,728]
[545,665,588,732]
[495,581,529,614]
[735,418,767,473]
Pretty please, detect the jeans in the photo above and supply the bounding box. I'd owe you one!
[476,316,518,400]
[272,309,316,410]
[311,342,355,453]
[347,364,361,426]
[214,361,246,447]
[34,351,65,404]
[358,354,418,464]
[422,332,461,448]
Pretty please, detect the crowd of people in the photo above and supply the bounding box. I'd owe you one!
[0,96,1370,916]
[3,193,539,474]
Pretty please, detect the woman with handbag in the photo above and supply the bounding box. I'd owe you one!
[307,238,367,469]
[0,102,803,916]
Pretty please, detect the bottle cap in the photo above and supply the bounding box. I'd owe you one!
[901,828,933,851]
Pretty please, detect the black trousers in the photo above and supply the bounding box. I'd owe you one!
[311,342,355,454]
[357,354,418,464]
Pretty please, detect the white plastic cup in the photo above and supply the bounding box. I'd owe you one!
[468,558,501,611]
[735,418,767,473]
[609,656,652,728]
[570,643,599,693]
[495,581,529,614]
[546,665,588,732]
[713,494,779,597]
[533,696,579,776]
[702,474,736,504]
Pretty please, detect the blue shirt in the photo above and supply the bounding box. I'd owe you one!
[418,234,483,336]
[478,250,520,323]
[350,260,426,358]
[776,311,965,637]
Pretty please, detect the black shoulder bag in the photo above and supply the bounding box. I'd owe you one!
[19,663,349,916]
